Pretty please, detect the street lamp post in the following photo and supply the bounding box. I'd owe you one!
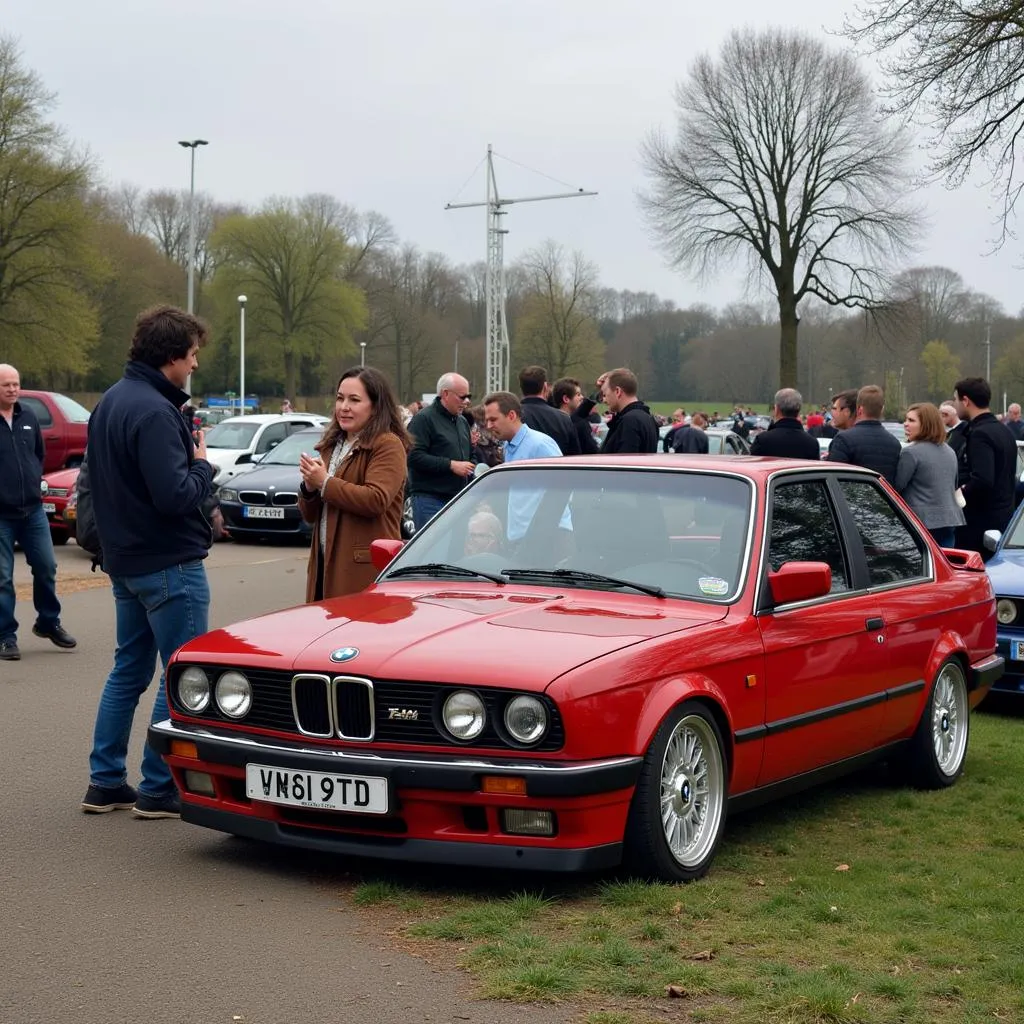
[238,296,247,417]
[359,341,366,367]
[178,138,208,394]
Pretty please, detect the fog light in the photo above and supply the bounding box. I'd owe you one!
[500,808,555,836]
[183,770,215,797]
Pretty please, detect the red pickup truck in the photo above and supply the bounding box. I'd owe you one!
[18,391,90,474]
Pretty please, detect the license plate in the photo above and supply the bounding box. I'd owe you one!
[243,506,285,519]
[1012,640,1024,662]
[245,763,388,814]
[42,502,55,514]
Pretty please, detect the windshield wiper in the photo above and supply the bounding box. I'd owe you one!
[502,567,666,598]
[386,563,508,585]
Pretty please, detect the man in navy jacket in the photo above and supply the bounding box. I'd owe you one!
[82,306,215,820]
[0,363,76,661]
[826,384,902,484]
[750,389,820,460]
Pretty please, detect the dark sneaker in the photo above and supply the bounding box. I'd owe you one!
[32,623,77,649]
[132,791,181,820]
[81,782,138,813]
[0,640,20,661]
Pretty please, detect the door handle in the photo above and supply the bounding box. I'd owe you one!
[865,617,883,631]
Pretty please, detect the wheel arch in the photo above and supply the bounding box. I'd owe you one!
[634,677,734,778]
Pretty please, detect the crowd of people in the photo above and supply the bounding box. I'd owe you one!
[1,303,1021,819]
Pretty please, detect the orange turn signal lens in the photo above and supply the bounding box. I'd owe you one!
[481,775,527,796]
[170,740,199,759]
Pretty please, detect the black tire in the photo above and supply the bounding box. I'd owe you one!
[908,658,970,789]
[50,531,69,546]
[622,701,728,882]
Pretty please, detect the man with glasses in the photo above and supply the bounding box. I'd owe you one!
[407,371,476,532]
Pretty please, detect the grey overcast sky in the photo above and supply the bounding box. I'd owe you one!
[6,0,1022,316]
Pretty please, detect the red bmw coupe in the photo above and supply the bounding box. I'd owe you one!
[149,456,1002,881]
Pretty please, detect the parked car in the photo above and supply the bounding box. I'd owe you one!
[983,500,1024,697]
[203,413,328,485]
[40,466,81,545]
[149,455,1001,881]
[18,390,90,473]
[704,429,751,455]
[193,407,231,430]
[216,428,321,542]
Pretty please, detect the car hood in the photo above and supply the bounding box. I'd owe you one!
[985,550,1024,594]
[42,467,80,488]
[205,449,248,469]
[223,463,301,492]
[176,586,728,689]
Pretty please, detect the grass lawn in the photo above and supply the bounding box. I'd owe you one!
[340,704,1023,1024]
[645,402,774,417]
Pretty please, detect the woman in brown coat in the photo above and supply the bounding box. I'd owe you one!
[298,367,410,600]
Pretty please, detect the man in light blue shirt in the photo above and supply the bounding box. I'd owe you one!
[483,391,569,543]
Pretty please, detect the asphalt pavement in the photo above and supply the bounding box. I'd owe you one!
[2,539,575,1024]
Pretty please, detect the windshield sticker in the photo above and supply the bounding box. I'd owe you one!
[698,576,729,597]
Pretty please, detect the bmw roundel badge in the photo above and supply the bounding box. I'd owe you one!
[330,646,359,663]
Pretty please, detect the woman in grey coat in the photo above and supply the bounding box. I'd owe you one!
[894,402,965,547]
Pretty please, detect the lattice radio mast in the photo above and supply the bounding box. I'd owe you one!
[446,145,596,393]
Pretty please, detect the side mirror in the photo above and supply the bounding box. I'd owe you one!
[371,538,404,572]
[235,453,253,465]
[982,530,1002,553]
[768,561,831,606]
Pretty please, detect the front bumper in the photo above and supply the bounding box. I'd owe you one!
[220,502,310,536]
[992,638,1024,694]
[149,719,640,872]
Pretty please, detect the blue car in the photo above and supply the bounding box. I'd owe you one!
[984,503,1024,696]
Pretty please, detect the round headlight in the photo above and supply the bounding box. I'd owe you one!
[504,695,548,745]
[442,690,486,741]
[215,671,252,718]
[178,666,210,712]
[997,598,1017,625]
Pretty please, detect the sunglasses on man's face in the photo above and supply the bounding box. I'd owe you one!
[453,392,471,401]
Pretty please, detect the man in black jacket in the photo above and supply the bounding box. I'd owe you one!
[407,372,475,531]
[519,366,580,455]
[751,388,820,460]
[941,401,969,486]
[0,363,76,661]
[826,384,901,483]
[551,376,599,454]
[82,306,215,819]
[598,368,659,454]
[954,377,1018,557]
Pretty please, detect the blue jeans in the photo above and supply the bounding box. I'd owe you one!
[411,493,447,532]
[0,506,62,643]
[88,562,210,797]
[929,527,956,548]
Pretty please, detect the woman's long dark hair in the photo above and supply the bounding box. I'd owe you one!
[315,366,411,454]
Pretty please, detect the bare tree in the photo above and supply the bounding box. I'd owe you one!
[641,27,921,387]
[845,0,1024,238]
[513,240,603,378]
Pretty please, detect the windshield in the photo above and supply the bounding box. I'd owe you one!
[51,394,91,423]
[204,422,260,449]
[260,431,321,466]
[382,466,753,601]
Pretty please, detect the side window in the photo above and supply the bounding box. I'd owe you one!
[256,423,288,454]
[20,396,52,427]
[768,481,850,593]
[838,480,926,585]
